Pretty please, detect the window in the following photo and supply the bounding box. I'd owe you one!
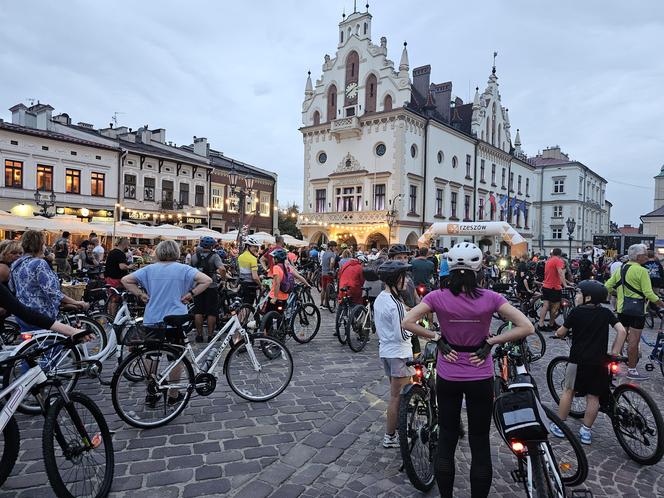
[375,143,386,157]
[144,177,155,201]
[501,168,506,188]
[552,228,563,240]
[517,175,522,194]
[42,146,48,151]
[478,198,485,221]
[335,186,362,212]
[195,185,205,206]
[66,169,81,194]
[211,187,224,209]
[410,144,417,158]
[480,160,485,182]
[36,165,53,191]
[383,94,392,111]
[10,140,18,146]
[373,184,385,210]
[327,84,337,122]
[318,152,327,164]
[70,151,77,156]
[450,192,458,218]
[452,156,458,168]
[491,164,496,185]
[437,151,443,164]
[260,193,270,216]
[96,155,102,160]
[465,155,472,178]
[526,178,530,196]
[509,172,514,192]
[162,180,174,203]
[435,188,444,216]
[91,172,105,197]
[124,174,136,199]
[365,74,377,113]
[464,194,471,220]
[4,160,22,188]
[179,182,189,206]
[524,207,529,228]
[313,111,320,126]
[553,178,565,194]
[553,205,563,218]
[315,189,326,213]
[408,185,417,213]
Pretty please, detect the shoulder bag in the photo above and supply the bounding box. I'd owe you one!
[619,264,646,317]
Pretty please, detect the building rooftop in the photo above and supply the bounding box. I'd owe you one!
[642,205,664,218]
[0,120,120,151]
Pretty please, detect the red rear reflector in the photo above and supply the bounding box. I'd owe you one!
[610,363,619,374]
[511,441,524,452]
[20,333,33,341]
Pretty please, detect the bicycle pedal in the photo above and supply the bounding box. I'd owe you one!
[510,469,525,483]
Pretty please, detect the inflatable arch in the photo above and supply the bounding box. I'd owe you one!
[418,221,528,257]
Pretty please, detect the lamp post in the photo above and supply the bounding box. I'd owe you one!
[228,162,255,247]
[566,217,576,258]
[386,193,402,244]
[34,190,56,218]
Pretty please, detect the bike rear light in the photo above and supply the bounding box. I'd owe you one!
[415,366,423,379]
[610,362,619,374]
[417,285,426,295]
[20,333,33,341]
[511,441,524,453]
[559,462,572,472]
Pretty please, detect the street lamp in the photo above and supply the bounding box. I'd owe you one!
[228,162,255,246]
[386,194,402,244]
[34,190,56,218]
[566,217,576,257]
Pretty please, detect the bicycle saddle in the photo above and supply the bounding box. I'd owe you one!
[163,315,192,328]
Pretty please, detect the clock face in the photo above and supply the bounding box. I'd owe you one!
[345,82,358,99]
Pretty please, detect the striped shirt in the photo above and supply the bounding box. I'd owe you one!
[374,290,413,359]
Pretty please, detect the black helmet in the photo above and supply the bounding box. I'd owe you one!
[578,279,607,305]
[378,260,412,287]
[388,244,410,258]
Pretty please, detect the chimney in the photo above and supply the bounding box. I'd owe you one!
[9,104,28,126]
[412,65,431,102]
[52,113,71,125]
[139,125,151,144]
[431,82,452,122]
[193,136,209,157]
[541,146,569,161]
[32,104,54,130]
[151,128,166,144]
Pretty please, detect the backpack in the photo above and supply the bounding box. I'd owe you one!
[278,263,294,293]
[194,251,218,279]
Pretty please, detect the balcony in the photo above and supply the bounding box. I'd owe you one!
[331,116,361,139]
[298,210,388,227]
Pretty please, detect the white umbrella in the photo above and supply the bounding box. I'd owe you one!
[283,234,309,247]
[193,227,225,239]
[149,224,199,240]
[218,230,240,242]
[251,231,276,244]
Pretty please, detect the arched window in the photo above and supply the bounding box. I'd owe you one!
[498,124,501,146]
[365,74,377,113]
[485,117,490,142]
[327,85,337,122]
[313,110,320,126]
[345,51,360,106]
[340,31,344,43]
[363,22,367,35]
[383,94,392,111]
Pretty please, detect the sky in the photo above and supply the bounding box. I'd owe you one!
[1,0,663,226]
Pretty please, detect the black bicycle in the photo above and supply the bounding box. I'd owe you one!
[260,285,321,344]
[334,286,354,345]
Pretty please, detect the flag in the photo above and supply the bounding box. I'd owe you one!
[489,193,496,208]
[509,197,518,210]
[498,194,507,207]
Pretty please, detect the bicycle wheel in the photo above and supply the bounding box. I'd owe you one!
[0,407,19,486]
[612,384,664,465]
[347,305,370,353]
[525,328,547,363]
[111,344,194,429]
[260,311,287,343]
[3,334,82,415]
[326,284,337,313]
[291,303,320,344]
[75,315,108,358]
[398,384,435,492]
[527,443,555,498]
[335,305,348,345]
[1,320,20,346]
[43,392,114,498]
[543,405,588,486]
[546,356,585,419]
[225,335,293,402]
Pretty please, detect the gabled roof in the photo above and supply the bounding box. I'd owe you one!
[641,205,664,218]
[0,121,120,151]
[120,138,210,167]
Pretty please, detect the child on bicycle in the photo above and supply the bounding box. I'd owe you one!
[374,260,440,448]
[553,279,627,444]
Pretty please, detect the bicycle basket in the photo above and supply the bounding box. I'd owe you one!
[494,387,548,442]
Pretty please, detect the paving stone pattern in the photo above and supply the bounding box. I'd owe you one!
[3,305,664,497]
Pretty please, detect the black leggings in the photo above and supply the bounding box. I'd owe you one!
[436,376,494,498]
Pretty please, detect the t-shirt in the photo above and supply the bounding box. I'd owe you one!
[423,288,506,381]
[321,250,336,275]
[339,257,351,269]
[543,256,565,290]
[238,250,258,283]
[516,262,530,292]
[105,248,129,279]
[563,305,618,365]
[609,261,622,276]
[191,251,224,289]
[374,290,412,358]
[579,258,593,279]
[269,264,288,301]
[92,244,105,263]
[411,258,435,286]
[438,257,449,277]
[287,252,298,264]
[642,260,664,288]
[131,262,198,326]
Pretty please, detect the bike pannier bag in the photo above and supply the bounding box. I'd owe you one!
[494,388,548,441]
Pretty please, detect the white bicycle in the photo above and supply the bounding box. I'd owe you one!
[110,299,293,428]
[0,331,114,497]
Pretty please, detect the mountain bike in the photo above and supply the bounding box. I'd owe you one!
[111,300,293,428]
[346,287,375,352]
[0,331,114,497]
[642,330,664,377]
[260,285,320,344]
[334,286,354,345]
[547,352,664,465]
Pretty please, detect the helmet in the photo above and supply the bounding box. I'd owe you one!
[357,254,368,263]
[356,250,364,256]
[244,236,260,247]
[388,244,410,258]
[578,279,608,305]
[270,248,288,263]
[447,243,483,272]
[378,260,412,287]
[340,243,348,250]
[199,236,216,249]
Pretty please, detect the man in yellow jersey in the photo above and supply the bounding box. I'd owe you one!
[238,236,262,305]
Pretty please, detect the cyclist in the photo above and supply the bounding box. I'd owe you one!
[375,260,441,449]
[411,247,435,291]
[401,242,533,498]
[337,253,365,307]
[515,254,534,300]
[388,244,421,352]
[238,236,262,306]
[190,236,226,342]
[552,279,627,444]
[538,248,573,332]
[320,241,338,309]
[105,237,135,317]
[578,254,594,281]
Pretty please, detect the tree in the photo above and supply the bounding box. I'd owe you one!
[278,204,302,239]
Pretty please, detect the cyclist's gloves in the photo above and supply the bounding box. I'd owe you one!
[437,337,454,356]
[473,340,493,360]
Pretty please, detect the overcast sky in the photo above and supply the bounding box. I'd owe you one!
[2,0,663,226]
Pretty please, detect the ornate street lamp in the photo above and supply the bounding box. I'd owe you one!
[34,190,56,218]
[386,193,402,244]
[566,217,576,257]
[228,163,255,246]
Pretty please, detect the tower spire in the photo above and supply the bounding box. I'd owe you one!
[492,51,498,75]
[353,0,357,13]
[399,41,409,73]
[304,71,313,98]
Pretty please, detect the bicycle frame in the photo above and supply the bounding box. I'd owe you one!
[0,364,47,431]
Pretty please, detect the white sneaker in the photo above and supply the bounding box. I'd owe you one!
[382,433,399,448]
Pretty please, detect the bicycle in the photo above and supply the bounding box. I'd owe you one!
[496,320,547,364]
[346,287,375,352]
[111,300,294,428]
[547,352,664,465]
[0,331,114,497]
[641,330,664,376]
[334,286,354,345]
[260,285,321,345]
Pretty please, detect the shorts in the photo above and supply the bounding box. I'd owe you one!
[321,274,334,289]
[563,362,608,397]
[541,287,562,303]
[618,313,646,330]
[193,288,219,317]
[381,357,415,378]
[239,282,258,305]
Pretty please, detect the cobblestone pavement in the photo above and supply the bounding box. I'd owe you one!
[3,306,664,497]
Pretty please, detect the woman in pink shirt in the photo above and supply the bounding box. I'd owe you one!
[402,243,533,498]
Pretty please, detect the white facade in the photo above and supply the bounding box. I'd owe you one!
[640,165,664,241]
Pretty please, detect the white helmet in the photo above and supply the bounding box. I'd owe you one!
[244,236,260,247]
[447,242,483,272]
[357,254,368,263]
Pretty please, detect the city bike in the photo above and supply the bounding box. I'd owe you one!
[346,287,375,352]
[334,286,354,345]
[260,285,321,345]
[0,331,114,497]
[111,300,293,428]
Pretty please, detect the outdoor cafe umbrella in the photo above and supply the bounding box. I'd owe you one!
[148,224,199,240]
[193,227,225,239]
[282,234,309,247]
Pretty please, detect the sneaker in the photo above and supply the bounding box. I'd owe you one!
[382,433,399,448]
[195,335,204,343]
[549,422,565,438]
[626,369,649,381]
[579,426,592,445]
